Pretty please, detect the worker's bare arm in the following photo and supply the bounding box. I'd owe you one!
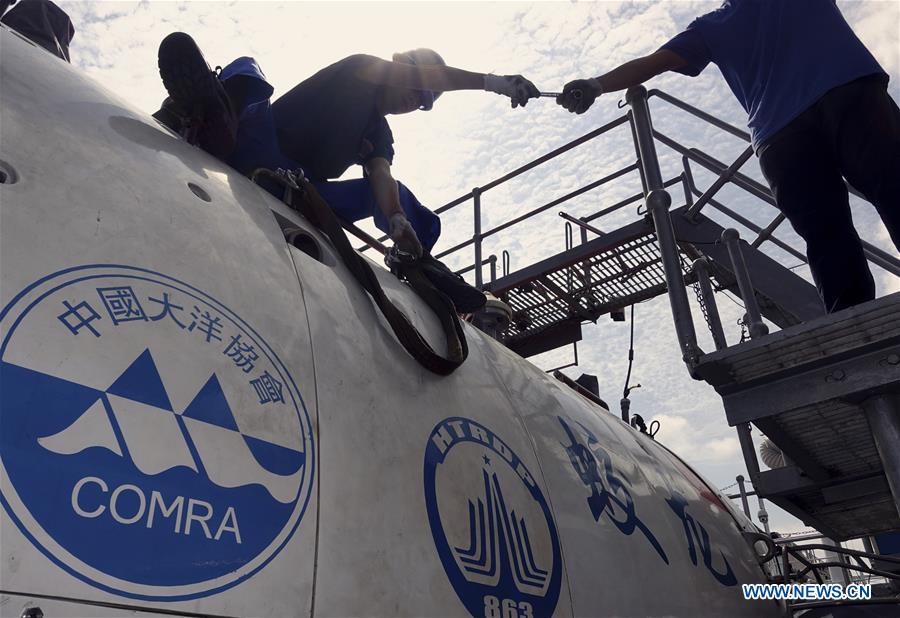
[365,157,403,218]
[357,56,539,107]
[365,157,423,256]
[557,49,688,114]
[594,49,688,93]
[356,58,483,92]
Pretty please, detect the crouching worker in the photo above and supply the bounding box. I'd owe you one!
[153,32,539,312]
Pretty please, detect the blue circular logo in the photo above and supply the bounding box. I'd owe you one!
[0,265,315,600]
[424,417,561,618]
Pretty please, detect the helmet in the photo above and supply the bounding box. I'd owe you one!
[394,48,445,111]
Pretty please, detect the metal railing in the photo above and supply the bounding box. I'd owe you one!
[357,115,636,287]
[351,87,900,367]
[775,541,900,585]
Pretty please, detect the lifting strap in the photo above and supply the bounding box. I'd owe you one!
[255,168,468,375]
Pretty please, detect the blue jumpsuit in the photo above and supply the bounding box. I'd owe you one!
[219,56,441,253]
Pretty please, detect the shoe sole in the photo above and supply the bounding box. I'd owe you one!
[157,32,221,118]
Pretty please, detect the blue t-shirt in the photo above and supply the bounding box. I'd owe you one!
[217,55,396,181]
[660,0,886,150]
[272,55,396,181]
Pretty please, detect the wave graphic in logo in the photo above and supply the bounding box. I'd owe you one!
[424,417,561,618]
[37,349,303,504]
[0,265,315,601]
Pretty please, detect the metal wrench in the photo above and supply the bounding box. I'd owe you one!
[539,90,583,99]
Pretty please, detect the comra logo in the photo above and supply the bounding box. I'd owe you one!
[0,265,315,601]
[424,417,561,618]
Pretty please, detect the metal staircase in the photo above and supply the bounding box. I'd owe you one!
[695,294,900,539]
[482,204,824,357]
[353,86,900,542]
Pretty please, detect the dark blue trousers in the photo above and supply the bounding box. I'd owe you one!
[759,75,900,313]
[313,179,441,253]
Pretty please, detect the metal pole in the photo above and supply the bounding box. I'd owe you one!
[626,86,702,368]
[647,89,752,142]
[721,228,769,339]
[627,111,648,195]
[559,211,606,237]
[559,212,633,276]
[863,393,900,517]
[822,538,850,586]
[737,423,762,485]
[757,496,770,534]
[751,213,787,248]
[685,145,754,220]
[691,258,727,350]
[862,536,878,576]
[473,188,483,289]
[736,475,752,519]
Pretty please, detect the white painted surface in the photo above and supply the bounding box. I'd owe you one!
[1,28,318,618]
[0,26,777,618]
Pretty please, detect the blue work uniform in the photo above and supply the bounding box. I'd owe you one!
[219,55,441,252]
[660,0,898,312]
[660,0,886,151]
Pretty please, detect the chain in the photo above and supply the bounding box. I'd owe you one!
[738,316,749,343]
[692,281,717,340]
[778,529,819,538]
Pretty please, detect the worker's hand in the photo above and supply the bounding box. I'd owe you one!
[557,78,603,114]
[388,213,423,259]
[483,74,540,108]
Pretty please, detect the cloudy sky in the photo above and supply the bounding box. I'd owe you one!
[53,0,900,534]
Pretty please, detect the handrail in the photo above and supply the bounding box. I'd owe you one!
[655,132,776,205]
[648,91,899,277]
[681,160,808,263]
[436,115,631,214]
[779,542,900,584]
[647,89,751,142]
[674,139,900,276]
[626,86,702,369]
[430,163,639,261]
[354,87,898,282]
[684,145,755,219]
[357,115,631,252]
[339,85,898,365]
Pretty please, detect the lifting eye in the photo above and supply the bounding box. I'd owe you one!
[0,160,18,185]
[290,232,321,261]
[187,182,211,202]
[284,228,335,266]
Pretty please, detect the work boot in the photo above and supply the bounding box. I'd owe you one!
[386,248,487,314]
[156,31,237,158]
[151,96,184,133]
[418,254,487,313]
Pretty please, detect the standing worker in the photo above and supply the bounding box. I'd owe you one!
[154,33,539,311]
[557,0,899,313]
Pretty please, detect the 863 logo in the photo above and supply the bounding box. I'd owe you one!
[424,417,561,618]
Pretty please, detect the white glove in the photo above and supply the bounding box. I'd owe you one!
[389,213,423,258]
[483,74,540,108]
